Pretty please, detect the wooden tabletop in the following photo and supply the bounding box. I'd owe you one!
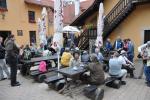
[56,67,86,78]
[21,54,58,63]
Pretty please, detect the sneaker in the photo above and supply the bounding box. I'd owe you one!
[0,78,7,81]
[11,82,21,87]
[147,83,150,87]
[121,81,126,85]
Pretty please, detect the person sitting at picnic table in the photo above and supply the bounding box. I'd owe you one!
[81,51,90,64]
[37,43,45,56]
[82,54,105,85]
[69,51,81,68]
[30,43,38,53]
[95,47,104,63]
[61,48,72,67]
[118,50,135,78]
[109,52,127,85]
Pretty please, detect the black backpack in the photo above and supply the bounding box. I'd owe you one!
[0,45,5,59]
[23,49,31,60]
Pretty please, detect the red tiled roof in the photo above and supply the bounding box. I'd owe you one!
[24,0,54,8]
[63,0,95,24]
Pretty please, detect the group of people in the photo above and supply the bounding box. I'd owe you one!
[0,33,150,89]
[105,36,134,62]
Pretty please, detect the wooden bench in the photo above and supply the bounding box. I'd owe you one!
[44,75,65,91]
[30,67,57,83]
[44,75,64,84]
[105,76,122,89]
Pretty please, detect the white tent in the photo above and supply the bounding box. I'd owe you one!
[63,26,80,33]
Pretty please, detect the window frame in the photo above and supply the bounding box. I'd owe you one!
[28,11,36,23]
[0,0,7,11]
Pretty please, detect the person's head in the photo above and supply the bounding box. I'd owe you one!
[9,34,15,41]
[95,48,100,54]
[147,41,150,48]
[25,44,30,49]
[117,36,121,41]
[83,51,88,55]
[73,51,80,60]
[20,45,24,49]
[0,36,3,43]
[90,54,99,62]
[120,50,127,56]
[40,43,44,48]
[107,38,110,42]
[113,52,120,58]
[65,47,70,52]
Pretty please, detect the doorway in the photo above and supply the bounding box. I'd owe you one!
[0,31,11,46]
[144,30,150,43]
[29,31,36,45]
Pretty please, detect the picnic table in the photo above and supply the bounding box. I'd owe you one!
[55,66,87,97]
[20,54,59,76]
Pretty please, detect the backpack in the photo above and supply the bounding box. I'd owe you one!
[38,61,47,72]
[23,49,31,60]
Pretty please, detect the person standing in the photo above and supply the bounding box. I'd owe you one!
[5,35,20,86]
[0,36,10,80]
[127,39,134,62]
[105,38,112,52]
[142,41,150,87]
[113,36,123,50]
[95,48,104,63]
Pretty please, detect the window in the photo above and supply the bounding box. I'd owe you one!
[144,30,150,43]
[0,0,7,10]
[28,11,35,23]
[29,31,36,45]
[17,30,23,36]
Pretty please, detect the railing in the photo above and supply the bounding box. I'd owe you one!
[79,0,150,49]
[104,0,132,26]
[78,28,97,49]
[104,0,150,38]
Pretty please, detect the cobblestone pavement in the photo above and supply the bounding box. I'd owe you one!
[0,59,150,100]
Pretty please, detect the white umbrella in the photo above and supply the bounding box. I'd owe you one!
[95,3,104,48]
[38,7,47,45]
[63,25,80,33]
[53,0,64,75]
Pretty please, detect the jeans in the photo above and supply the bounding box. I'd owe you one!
[0,59,10,79]
[7,56,18,85]
[144,65,150,83]
[128,54,134,62]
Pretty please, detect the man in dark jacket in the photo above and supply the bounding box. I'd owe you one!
[0,36,10,80]
[5,35,20,86]
[83,54,105,85]
[113,36,123,50]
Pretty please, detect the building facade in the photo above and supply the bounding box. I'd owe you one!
[0,0,51,46]
[71,0,150,59]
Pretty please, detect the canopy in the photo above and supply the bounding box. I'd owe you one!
[63,25,80,33]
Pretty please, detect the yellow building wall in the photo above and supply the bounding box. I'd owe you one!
[0,0,51,46]
[108,4,150,60]
[103,0,119,15]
